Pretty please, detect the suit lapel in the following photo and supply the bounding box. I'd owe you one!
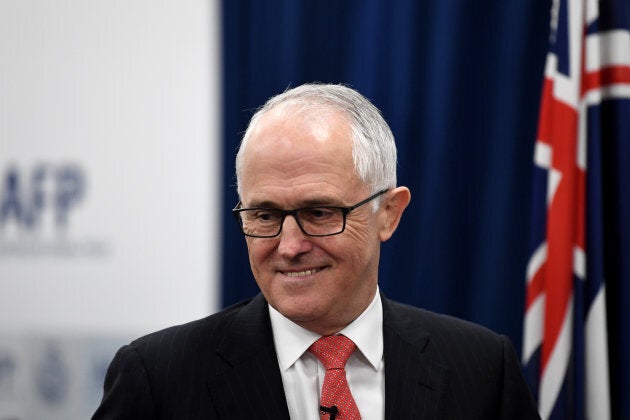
[382,296,448,419]
[206,294,290,419]
[205,294,448,419]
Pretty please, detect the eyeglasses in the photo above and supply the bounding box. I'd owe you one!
[232,189,389,238]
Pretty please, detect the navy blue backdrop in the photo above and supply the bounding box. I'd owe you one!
[219,2,630,416]
[221,0,549,351]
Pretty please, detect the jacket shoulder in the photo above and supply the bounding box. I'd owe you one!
[93,297,264,418]
[383,298,507,363]
[130,297,253,352]
[385,298,501,335]
[382,298,539,419]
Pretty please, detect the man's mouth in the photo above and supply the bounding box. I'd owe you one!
[283,268,322,277]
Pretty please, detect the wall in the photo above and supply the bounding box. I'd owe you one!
[0,1,220,418]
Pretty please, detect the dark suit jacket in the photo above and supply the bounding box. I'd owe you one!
[92,293,540,419]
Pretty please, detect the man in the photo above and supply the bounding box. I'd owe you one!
[93,84,540,419]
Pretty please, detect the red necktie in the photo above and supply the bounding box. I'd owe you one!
[308,335,361,420]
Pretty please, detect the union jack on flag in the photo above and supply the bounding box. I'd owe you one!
[522,0,630,419]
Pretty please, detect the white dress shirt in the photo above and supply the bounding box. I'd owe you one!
[269,290,385,420]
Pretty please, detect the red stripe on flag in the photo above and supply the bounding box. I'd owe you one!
[583,66,630,92]
[541,95,579,370]
[536,77,554,143]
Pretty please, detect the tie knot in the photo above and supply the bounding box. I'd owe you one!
[309,335,357,370]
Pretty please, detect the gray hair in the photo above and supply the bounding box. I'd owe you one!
[235,83,397,200]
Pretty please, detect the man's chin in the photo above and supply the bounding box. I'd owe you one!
[276,304,318,323]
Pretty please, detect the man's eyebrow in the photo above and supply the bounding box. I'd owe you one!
[245,200,278,208]
[246,197,342,209]
[299,197,342,207]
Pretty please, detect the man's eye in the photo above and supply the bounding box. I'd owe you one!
[304,208,336,219]
[254,211,277,222]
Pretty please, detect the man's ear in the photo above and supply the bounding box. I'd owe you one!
[379,186,411,242]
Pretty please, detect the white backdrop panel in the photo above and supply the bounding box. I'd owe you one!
[0,0,220,417]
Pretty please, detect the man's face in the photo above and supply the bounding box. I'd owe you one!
[238,107,385,335]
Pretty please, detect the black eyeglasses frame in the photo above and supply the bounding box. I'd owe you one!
[232,188,389,238]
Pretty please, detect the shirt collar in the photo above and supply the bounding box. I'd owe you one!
[269,289,383,372]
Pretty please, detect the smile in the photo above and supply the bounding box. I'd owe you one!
[284,268,321,277]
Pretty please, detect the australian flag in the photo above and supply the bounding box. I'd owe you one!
[522,0,630,419]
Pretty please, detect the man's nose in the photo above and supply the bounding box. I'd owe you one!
[277,215,312,257]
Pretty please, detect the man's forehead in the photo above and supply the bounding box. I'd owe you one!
[238,105,362,204]
[242,112,353,167]
[243,191,351,208]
